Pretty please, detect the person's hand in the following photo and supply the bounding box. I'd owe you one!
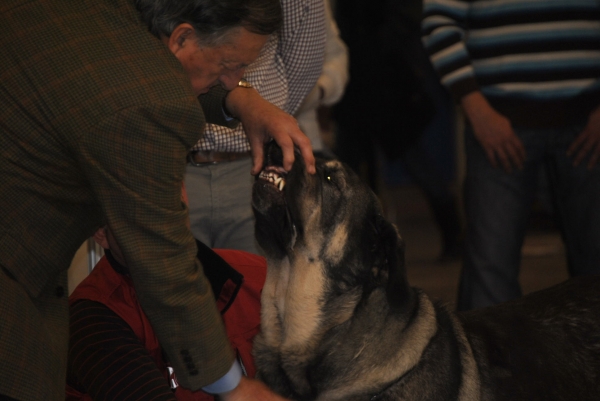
[219,376,290,401]
[461,91,526,173]
[567,105,600,170]
[225,86,316,175]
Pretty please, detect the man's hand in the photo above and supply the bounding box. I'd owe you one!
[225,86,316,175]
[219,376,290,401]
[567,105,600,170]
[461,91,526,173]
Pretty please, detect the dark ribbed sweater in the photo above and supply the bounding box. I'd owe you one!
[422,0,600,127]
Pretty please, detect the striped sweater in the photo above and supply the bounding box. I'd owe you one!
[422,0,600,127]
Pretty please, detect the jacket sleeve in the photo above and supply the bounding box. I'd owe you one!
[421,0,479,100]
[198,86,240,129]
[75,98,235,391]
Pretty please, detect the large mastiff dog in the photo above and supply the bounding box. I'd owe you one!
[251,142,600,401]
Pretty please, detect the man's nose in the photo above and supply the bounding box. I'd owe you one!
[219,69,246,91]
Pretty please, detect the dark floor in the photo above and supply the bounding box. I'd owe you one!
[381,185,570,310]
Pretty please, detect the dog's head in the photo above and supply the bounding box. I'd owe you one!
[252,142,411,308]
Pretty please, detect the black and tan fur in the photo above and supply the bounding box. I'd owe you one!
[251,142,600,401]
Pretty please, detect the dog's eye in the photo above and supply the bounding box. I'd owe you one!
[324,170,341,190]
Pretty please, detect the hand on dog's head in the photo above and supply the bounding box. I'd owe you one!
[252,141,412,308]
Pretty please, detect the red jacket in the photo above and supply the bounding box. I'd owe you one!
[66,243,266,401]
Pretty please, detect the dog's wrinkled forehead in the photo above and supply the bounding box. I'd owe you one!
[322,159,344,170]
[318,158,367,196]
[314,157,380,225]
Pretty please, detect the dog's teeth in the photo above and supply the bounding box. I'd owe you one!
[258,169,285,190]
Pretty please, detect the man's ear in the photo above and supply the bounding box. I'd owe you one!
[92,227,110,250]
[165,23,196,55]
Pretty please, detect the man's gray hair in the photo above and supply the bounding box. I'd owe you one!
[135,0,282,45]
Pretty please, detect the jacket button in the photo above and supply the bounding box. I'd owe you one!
[55,286,65,298]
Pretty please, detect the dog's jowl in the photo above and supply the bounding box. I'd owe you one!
[251,142,600,401]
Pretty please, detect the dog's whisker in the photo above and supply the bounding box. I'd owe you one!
[290,223,296,249]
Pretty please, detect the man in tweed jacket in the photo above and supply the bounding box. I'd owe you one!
[0,0,313,400]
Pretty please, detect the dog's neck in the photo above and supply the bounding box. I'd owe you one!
[314,290,438,400]
[258,253,321,395]
[259,249,439,400]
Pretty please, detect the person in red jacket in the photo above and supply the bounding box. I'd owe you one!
[66,226,266,401]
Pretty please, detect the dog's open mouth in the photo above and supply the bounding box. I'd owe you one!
[258,166,288,192]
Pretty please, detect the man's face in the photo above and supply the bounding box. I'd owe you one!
[172,26,268,95]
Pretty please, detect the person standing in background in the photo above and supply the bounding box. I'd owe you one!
[185,0,334,255]
[422,0,600,310]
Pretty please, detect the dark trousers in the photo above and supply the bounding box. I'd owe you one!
[459,122,600,310]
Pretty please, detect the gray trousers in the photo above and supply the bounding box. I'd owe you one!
[185,157,262,255]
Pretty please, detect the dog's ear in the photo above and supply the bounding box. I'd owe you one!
[373,215,411,309]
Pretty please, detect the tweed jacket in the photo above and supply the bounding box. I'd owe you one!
[0,0,238,399]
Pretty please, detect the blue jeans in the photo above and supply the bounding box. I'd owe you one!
[458,122,600,310]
